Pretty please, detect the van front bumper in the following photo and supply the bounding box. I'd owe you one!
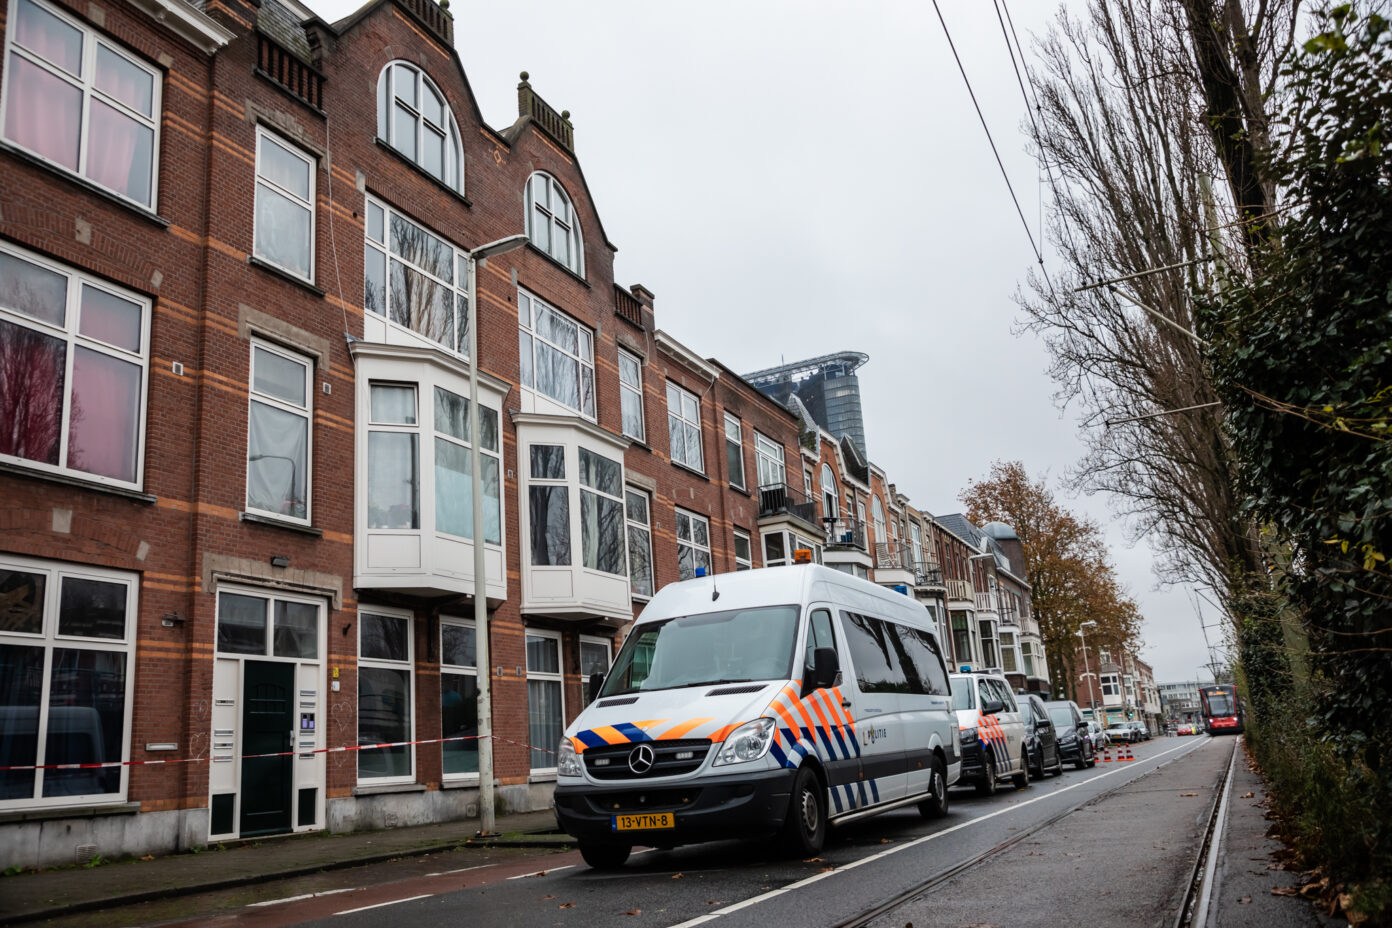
[553,767,797,847]
[957,741,987,783]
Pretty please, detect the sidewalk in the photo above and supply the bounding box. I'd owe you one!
[0,808,570,925]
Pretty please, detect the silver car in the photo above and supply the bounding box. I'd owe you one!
[1085,720,1110,751]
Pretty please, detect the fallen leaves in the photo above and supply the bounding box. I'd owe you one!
[1240,792,1255,799]
[671,873,683,879]
[803,857,825,863]
[1238,896,1252,904]
[622,909,642,916]
[559,902,576,909]
[1179,792,1199,797]
[1271,886,1301,896]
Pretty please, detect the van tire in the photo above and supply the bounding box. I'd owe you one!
[918,756,950,819]
[1012,749,1030,789]
[579,842,631,870]
[975,752,998,796]
[780,764,826,856]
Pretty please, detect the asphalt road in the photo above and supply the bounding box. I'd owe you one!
[125,734,1221,928]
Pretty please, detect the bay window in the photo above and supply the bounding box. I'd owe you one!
[676,509,711,580]
[667,383,702,471]
[432,385,501,543]
[358,610,413,782]
[528,444,570,566]
[579,448,625,575]
[246,340,312,523]
[0,242,148,488]
[363,197,471,357]
[518,290,595,419]
[367,384,419,530]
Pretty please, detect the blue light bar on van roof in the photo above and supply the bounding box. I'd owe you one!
[695,567,707,577]
[960,664,971,673]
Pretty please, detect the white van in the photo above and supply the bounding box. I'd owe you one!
[553,564,960,869]
[948,671,1028,795]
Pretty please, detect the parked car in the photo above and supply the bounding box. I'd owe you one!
[1128,721,1150,742]
[950,671,1029,796]
[1021,694,1064,779]
[1106,723,1136,744]
[1085,720,1110,752]
[1176,722,1197,735]
[1043,699,1096,769]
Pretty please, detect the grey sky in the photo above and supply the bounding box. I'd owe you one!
[313,0,1226,685]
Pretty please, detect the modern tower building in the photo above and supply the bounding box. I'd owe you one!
[743,352,870,458]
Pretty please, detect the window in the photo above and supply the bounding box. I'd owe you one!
[803,608,838,679]
[2,0,160,207]
[518,290,595,419]
[723,414,744,489]
[0,242,149,488]
[763,529,822,567]
[1101,673,1120,697]
[820,464,837,520]
[432,385,501,543]
[803,469,813,498]
[253,127,315,281]
[579,635,610,706]
[733,529,752,570]
[525,631,563,772]
[440,617,477,778]
[579,448,626,575]
[358,610,413,782]
[375,61,462,191]
[871,495,886,545]
[1000,630,1018,674]
[979,619,998,669]
[754,431,784,489]
[675,509,711,580]
[246,340,312,523]
[525,172,583,274]
[667,383,703,471]
[840,612,910,694]
[528,444,570,566]
[0,556,135,808]
[363,198,472,357]
[950,610,973,666]
[366,384,419,530]
[1099,649,1112,665]
[618,350,644,441]
[216,589,320,660]
[625,488,653,598]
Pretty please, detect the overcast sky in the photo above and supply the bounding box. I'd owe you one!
[314,0,1228,685]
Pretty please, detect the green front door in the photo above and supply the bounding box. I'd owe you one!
[240,661,294,837]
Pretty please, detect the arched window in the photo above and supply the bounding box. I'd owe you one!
[526,172,583,275]
[377,62,463,192]
[871,495,886,545]
[820,464,837,520]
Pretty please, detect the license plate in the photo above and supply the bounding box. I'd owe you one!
[612,812,675,832]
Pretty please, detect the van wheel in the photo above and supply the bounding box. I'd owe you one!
[918,756,950,819]
[975,752,998,797]
[780,764,826,856]
[579,842,631,870]
[1012,749,1030,789]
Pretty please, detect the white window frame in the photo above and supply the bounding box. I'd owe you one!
[245,338,313,525]
[525,629,564,775]
[214,584,324,662]
[365,382,420,532]
[617,349,644,442]
[733,528,752,571]
[1101,673,1120,697]
[667,382,703,472]
[363,196,472,359]
[357,608,415,785]
[518,289,595,420]
[579,634,611,707]
[723,413,744,490]
[252,126,316,282]
[579,447,628,577]
[0,240,150,490]
[820,464,838,520]
[0,555,137,811]
[430,383,503,545]
[440,615,479,783]
[1,0,162,208]
[871,495,886,545]
[625,486,653,600]
[375,61,463,192]
[525,171,583,275]
[675,508,711,580]
[754,431,784,490]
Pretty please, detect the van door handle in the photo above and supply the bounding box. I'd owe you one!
[841,698,852,709]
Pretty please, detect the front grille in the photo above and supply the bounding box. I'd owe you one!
[584,739,711,780]
[586,787,703,812]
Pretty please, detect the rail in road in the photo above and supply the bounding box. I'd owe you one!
[125,736,1234,928]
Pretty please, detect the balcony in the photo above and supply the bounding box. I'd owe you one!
[873,543,915,589]
[757,483,820,532]
[825,518,867,552]
[914,560,944,588]
[945,579,975,603]
[975,591,1000,614]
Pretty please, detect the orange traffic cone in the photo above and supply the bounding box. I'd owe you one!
[1101,748,1112,762]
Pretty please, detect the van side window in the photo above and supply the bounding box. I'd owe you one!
[840,612,909,694]
[804,608,838,677]
[886,623,931,695]
[978,679,995,708]
[900,628,950,696]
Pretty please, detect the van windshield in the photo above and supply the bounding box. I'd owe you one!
[950,677,975,711]
[599,606,800,696]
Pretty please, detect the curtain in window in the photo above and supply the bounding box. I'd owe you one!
[3,55,81,171]
[367,432,418,529]
[247,401,307,519]
[64,346,139,482]
[87,99,150,206]
[527,678,562,769]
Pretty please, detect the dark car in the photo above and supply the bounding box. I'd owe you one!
[1021,694,1064,779]
[1043,699,1096,769]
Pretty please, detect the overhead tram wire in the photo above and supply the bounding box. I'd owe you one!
[930,0,1057,302]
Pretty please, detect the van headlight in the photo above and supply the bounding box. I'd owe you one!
[958,727,979,745]
[557,739,583,777]
[713,718,776,767]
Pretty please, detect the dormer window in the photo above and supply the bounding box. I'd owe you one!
[376,61,463,192]
[525,172,583,275]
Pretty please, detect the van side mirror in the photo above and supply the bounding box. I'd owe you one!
[587,671,605,704]
[812,647,840,690]
[982,698,1005,715]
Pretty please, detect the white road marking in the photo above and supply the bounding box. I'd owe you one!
[248,887,361,907]
[423,865,488,877]
[334,893,433,915]
[507,864,576,880]
[667,738,1209,928]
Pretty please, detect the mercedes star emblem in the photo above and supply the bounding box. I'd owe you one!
[627,743,656,775]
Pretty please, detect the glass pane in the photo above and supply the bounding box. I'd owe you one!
[526,634,559,673]
[668,413,685,464]
[367,202,384,243]
[15,0,83,74]
[441,672,477,775]
[676,511,691,541]
[517,292,531,329]
[442,623,475,668]
[692,517,709,548]
[87,99,153,206]
[273,600,318,659]
[252,346,307,407]
[57,576,125,639]
[726,439,744,487]
[434,437,472,539]
[0,251,68,326]
[455,292,469,355]
[370,384,415,424]
[580,642,609,677]
[389,259,452,348]
[79,285,142,353]
[527,678,561,769]
[43,648,125,797]
[552,219,569,266]
[421,125,444,180]
[392,64,417,107]
[518,331,533,387]
[734,533,751,562]
[684,423,702,469]
[479,405,499,453]
[677,542,693,580]
[666,382,680,409]
[534,305,578,354]
[0,569,45,635]
[531,174,550,210]
[259,135,311,201]
[433,386,468,442]
[357,665,411,779]
[530,206,549,253]
[627,525,652,597]
[0,643,44,799]
[255,184,311,277]
[578,448,620,496]
[581,491,626,575]
[528,486,570,566]
[529,444,565,479]
[217,592,267,654]
[621,386,644,440]
[389,215,451,284]
[367,431,418,529]
[764,531,785,563]
[421,84,443,127]
[360,612,408,662]
[482,455,501,545]
[681,392,699,422]
[3,55,81,171]
[392,102,417,161]
[625,489,648,524]
[618,352,640,387]
[66,347,139,482]
[364,245,386,316]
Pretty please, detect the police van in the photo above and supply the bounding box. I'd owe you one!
[948,670,1028,795]
[553,563,960,869]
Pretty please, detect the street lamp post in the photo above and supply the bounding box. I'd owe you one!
[465,233,528,836]
[1077,620,1098,719]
